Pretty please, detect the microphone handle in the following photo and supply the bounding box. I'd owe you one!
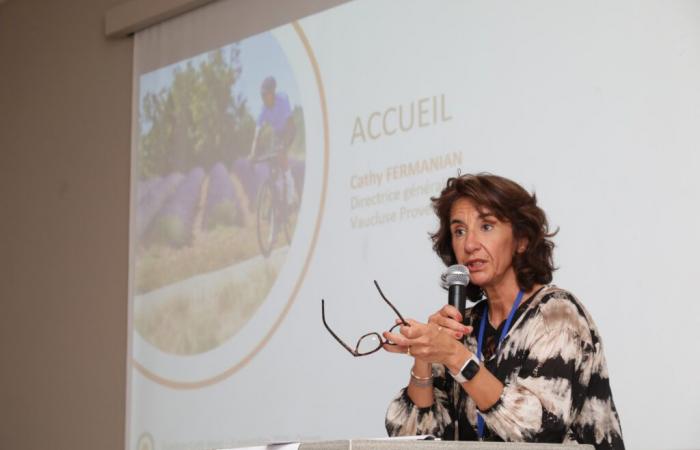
[448,284,467,320]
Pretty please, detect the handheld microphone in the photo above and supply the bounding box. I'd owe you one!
[441,264,470,317]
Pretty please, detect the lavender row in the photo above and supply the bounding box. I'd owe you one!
[134,172,185,242]
[134,158,305,248]
[203,162,243,229]
[150,167,206,247]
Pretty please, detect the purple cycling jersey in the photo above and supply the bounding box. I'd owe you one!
[257,92,292,136]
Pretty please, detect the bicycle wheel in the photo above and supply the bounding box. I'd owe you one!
[256,180,275,257]
[277,180,293,245]
[281,198,300,246]
[283,213,292,245]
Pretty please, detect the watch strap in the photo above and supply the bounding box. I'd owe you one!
[450,354,480,383]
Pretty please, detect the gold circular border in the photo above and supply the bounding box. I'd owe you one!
[131,21,329,389]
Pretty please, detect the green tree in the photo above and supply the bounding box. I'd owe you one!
[138,47,255,179]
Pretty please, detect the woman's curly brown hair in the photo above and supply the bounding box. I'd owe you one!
[431,173,557,300]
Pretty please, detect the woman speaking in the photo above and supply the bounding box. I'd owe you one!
[383,174,625,449]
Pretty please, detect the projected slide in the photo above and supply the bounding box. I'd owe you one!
[131,24,330,389]
[128,1,700,449]
[129,4,465,442]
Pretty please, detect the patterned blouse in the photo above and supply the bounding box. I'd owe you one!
[385,285,625,450]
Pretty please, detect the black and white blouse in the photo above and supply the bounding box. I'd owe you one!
[385,285,625,450]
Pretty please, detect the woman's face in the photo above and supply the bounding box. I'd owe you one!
[449,197,522,291]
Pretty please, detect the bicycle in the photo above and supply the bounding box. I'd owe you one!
[252,151,296,257]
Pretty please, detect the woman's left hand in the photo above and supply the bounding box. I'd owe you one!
[382,318,463,367]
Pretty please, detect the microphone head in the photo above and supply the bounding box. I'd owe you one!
[441,264,470,289]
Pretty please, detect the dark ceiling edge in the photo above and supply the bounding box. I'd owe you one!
[105,0,218,38]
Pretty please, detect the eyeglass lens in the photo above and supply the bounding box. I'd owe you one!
[356,323,405,355]
[356,333,381,355]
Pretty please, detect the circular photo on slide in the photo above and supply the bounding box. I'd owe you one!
[132,31,306,355]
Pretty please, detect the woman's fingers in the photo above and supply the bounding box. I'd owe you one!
[383,323,465,366]
[440,317,472,339]
[428,306,461,324]
[383,330,409,347]
[382,316,473,363]
[440,304,463,323]
[388,319,428,342]
[390,317,471,341]
[382,342,409,354]
[429,315,471,339]
[384,322,429,347]
[434,314,461,330]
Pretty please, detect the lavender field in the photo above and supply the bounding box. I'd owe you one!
[132,158,304,355]
[134,157,304,294]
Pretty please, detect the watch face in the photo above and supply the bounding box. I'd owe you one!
[462,359,480,380]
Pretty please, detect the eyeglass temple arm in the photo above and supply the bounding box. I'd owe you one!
[321,299,359,356]
[373,280,409,326]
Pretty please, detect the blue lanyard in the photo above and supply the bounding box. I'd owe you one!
[475,289,524,440]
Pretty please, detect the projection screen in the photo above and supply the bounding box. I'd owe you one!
[128,1,700,449]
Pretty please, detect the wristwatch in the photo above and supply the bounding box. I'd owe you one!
[449,353,480,383]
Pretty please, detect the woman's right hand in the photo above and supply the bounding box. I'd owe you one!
[428,305,472,340]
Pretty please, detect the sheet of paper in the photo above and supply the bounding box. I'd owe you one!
[218,443,300,450]
[361,435,439,441]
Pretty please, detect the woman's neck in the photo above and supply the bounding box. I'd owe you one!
[485,275,543,327]
[484,267,520,328]
[484,272,522,327]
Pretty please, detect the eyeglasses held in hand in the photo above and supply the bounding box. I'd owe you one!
[321,280,410,357]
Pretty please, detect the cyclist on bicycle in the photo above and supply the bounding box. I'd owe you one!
[248,76,297,206]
